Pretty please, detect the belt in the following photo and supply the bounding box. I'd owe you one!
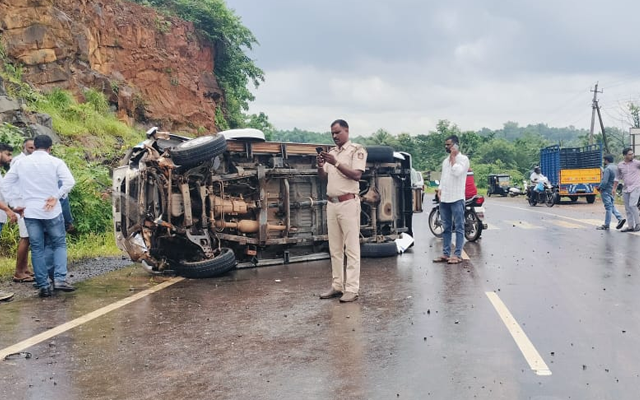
[327,193,356,203]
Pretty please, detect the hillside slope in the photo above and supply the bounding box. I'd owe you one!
[0,0,223,133]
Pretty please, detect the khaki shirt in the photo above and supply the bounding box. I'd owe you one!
[324,141,367,197]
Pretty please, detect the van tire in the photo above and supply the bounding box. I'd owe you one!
[365,146,395,163]
[361,241,397,258]
[171,135,227,167]
[174,247,236,278]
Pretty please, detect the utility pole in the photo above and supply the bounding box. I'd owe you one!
[589,82,602,145]
[587,82,610,153]
[596,104,610,154]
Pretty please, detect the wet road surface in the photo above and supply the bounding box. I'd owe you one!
[1,195,640,399]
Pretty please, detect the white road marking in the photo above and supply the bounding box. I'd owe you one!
[0,277,185,360]
[486,291,552,376]
[494,204,612,228]
[461,249,470,260]
[493,203,640,234]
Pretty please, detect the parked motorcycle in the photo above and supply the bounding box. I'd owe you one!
[508,185,524,197]
[428,194,488,242]
[526,180,557,207]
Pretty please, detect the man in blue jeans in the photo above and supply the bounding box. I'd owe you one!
[596,154,625,230]
[2,135,76,297]
[433,135,469,265]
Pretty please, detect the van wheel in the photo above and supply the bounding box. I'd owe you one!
[171,135,227,167]
[586,195,596,204]
[174,247,236,278]
[361,242,397,258]
[365,146,395,163]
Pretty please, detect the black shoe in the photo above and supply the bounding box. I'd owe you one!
[621,227,634,232]
[38,286,52,298]
[596,225,609,230]
[53,280,75,292]
[616,219,626,230]
[634,226,640,232]
[319,288,342,299]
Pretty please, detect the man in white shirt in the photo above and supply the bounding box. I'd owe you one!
[10,139,35,282]
[530,166,547,185]
[13,137,74,230]
[433,135,469,265]
[2,135,76,297]
[10,138,35,167]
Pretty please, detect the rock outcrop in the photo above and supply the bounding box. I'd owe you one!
[0,0,223,133]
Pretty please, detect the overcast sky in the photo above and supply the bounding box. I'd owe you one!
[225,0,640,136]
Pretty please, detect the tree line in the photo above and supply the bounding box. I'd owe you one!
[264,120,632,189]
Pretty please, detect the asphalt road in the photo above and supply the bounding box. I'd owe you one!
[1,195,639,400]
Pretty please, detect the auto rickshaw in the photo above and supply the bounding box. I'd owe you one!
[487,174,511,197]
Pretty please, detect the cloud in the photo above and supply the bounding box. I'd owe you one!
[227,0,640,134]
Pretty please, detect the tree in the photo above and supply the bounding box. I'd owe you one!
[629,102,640,128]
[475,139,518,168]
[369,129,399,147]
[244,112,274,140]
[131,0,264,128]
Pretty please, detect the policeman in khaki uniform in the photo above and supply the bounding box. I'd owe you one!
[317,119,367,303]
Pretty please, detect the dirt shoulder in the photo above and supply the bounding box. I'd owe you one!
[0,256,134,302]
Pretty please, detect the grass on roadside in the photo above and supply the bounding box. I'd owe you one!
[0,231,123,282]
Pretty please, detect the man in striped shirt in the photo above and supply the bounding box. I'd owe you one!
[614,147,640,232]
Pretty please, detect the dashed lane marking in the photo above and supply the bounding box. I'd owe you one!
[486,291,552,376]
[0,277,185,361]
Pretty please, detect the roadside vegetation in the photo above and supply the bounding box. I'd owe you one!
[271,120,635,191]
[0,47,143,280]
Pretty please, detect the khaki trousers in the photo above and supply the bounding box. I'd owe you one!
[327,198,361,294]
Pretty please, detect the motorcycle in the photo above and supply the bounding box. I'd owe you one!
[428,194,488,242]
[526,180,557,207]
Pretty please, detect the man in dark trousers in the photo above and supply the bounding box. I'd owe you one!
[596,154,625,230]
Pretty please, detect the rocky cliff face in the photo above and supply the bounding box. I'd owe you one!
[0,0,223,133]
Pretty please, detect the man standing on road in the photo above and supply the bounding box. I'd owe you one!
[2,135,76,297]
[596,154,625,231]
[0,143,19,301]
[13,138,74,232]
[317,119,367,303]
[433,135,469,265]
[10,138,36,282]
[613,148,640,232]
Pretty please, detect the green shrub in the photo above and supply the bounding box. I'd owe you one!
[53,146,113,235]
[84,88,110,114]
[0,123,26,149]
